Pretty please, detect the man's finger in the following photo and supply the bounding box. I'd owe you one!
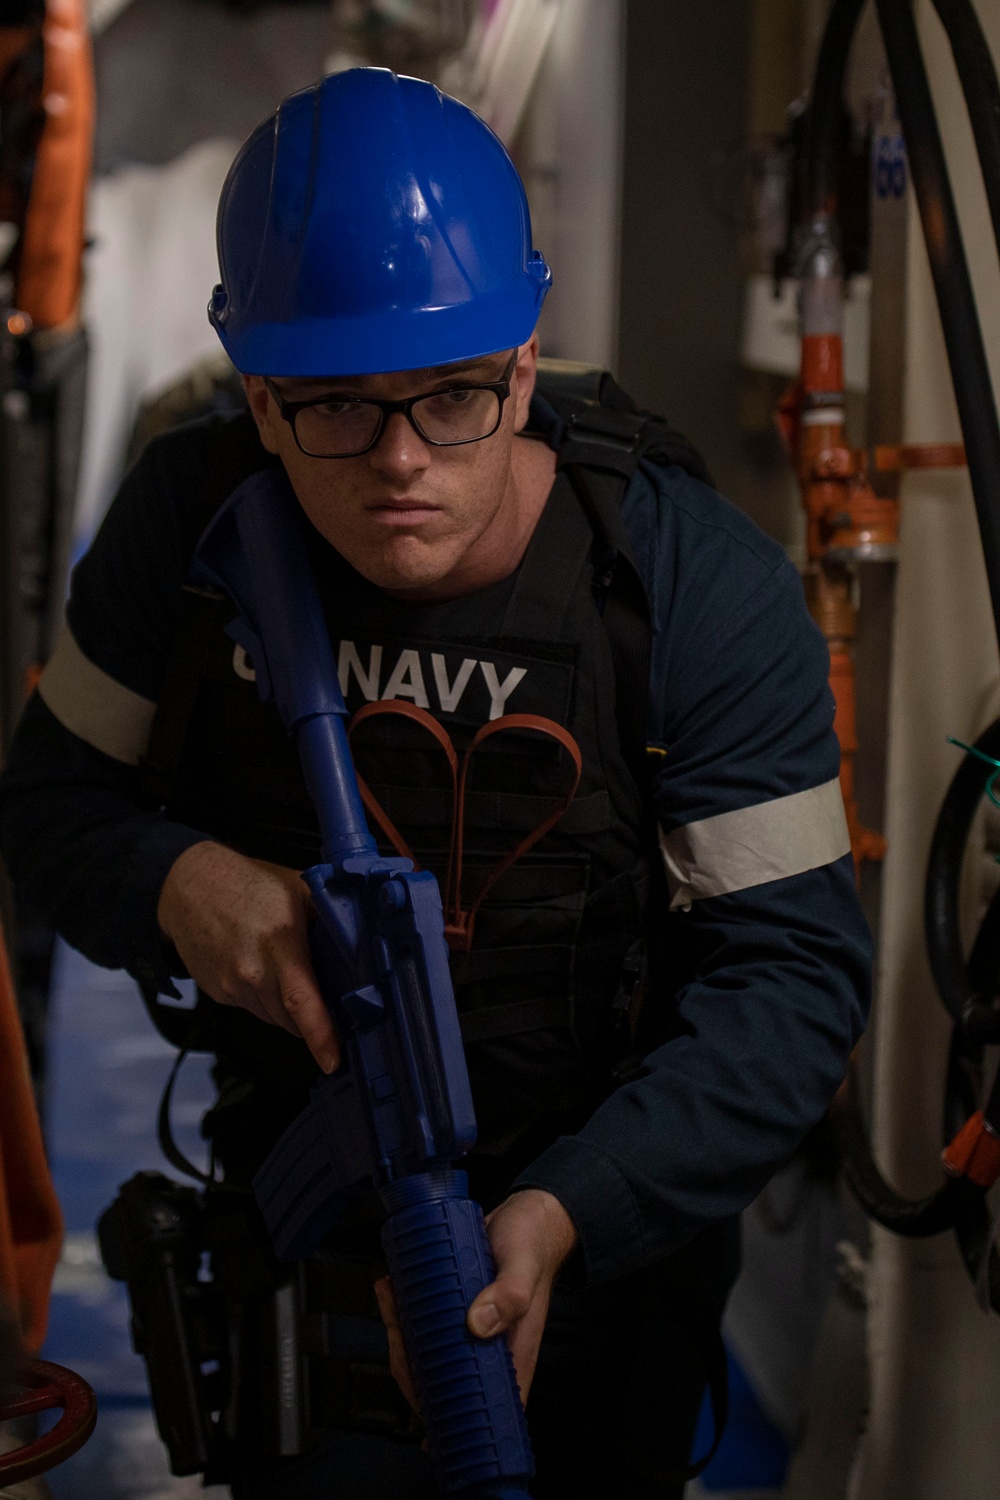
[219,977,301,1036]
[374,1276,398,1329]
[503,1289,551,1403]
[467,1258,549,1402]
[467,1252,538,1338]
[374,1277,420,1413]
[275,948,340,1072]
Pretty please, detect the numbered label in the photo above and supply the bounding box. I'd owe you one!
[874,132,907,199]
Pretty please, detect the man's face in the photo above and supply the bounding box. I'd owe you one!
[245,338,538,597]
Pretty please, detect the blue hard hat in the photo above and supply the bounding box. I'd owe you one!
[209,68,552,376]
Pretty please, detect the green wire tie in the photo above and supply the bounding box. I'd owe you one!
[948,736,1000,813]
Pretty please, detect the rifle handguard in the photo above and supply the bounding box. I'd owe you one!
[381,1171,532,1497]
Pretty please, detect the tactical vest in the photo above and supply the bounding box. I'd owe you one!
[127,377,732,1476]
[142,367,708,1200]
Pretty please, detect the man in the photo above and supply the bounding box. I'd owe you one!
[0,67,870,1499]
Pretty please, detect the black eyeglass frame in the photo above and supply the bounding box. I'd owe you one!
[264,352,518,459]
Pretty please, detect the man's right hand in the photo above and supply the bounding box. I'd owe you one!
[156,840,340,1073]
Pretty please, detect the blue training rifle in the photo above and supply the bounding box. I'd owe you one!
[193,469,535,1500]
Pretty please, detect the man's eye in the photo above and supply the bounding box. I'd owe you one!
[440,389,475,405]
[315,400,354,417]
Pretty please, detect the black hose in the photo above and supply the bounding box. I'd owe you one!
[803,0,867,216]
[831,1055,1000,1275]
[830,1085,956,1236]
[836,713,1000,1248]
[932,0,1000,262]
[944,1032,980,1139]
[925,717,1000,1023]
[949,1176,1000,1309]
[968,884,1000,996]
[875,0,1000,650]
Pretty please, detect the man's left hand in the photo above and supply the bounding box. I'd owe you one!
[375,1188,578,1408]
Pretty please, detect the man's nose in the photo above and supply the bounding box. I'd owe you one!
[369,411,432,481]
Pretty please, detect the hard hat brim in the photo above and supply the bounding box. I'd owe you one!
[213,283,546,379]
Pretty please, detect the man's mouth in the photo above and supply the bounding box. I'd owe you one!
[367,498,441,525]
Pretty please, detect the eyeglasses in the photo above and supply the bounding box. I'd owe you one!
[265,353,517,459]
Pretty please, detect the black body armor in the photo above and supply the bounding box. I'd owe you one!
[143,366,705,1199]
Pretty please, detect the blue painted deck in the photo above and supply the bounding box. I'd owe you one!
[39,940,787,1498]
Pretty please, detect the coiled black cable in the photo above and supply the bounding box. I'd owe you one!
[798,0,1000,1299]
[830,1079,956,1238]
[925,717,1000,1024]
[836,711,1000,1306]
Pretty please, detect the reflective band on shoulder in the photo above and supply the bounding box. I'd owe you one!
[659,777,851,910]
[38,626,157,766]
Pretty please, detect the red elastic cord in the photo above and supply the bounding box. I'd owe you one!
[347,703,583,951]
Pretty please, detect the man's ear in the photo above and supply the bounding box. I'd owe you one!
[243,374,281,455]
[512,334,540,433]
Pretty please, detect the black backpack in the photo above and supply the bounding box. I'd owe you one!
[530,356,710,486]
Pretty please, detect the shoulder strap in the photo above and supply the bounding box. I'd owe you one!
[561,461,653,794]
[530,357,713,487]
[528,360,709,788]
[499,471,595,641]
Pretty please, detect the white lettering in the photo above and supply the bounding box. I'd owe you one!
[480,661,527,721]
[431,653,477,714]
[232,644,256,682]
[383,649,429,708]
[338,640,382,701]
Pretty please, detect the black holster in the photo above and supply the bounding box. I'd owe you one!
[98,1169,419,1485]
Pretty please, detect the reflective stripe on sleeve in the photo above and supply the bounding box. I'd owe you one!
[659,776,851,910]
[37,625,157,766]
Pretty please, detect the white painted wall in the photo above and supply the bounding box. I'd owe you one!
[73,140,237,554]
[517,0,625,368]
[853,3,1000,1493]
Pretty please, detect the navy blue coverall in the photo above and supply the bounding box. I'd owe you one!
[0,411,871,1497]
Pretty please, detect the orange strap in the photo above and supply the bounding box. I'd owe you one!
[348,702,583,952]
[450,713,582,951]
[348,699,456,873]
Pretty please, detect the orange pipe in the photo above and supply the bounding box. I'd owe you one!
[0,919,63,1353]
[15,0,93,329]
[828,645,887,874]
[801,330,845,394]
[784,326,889,879]
[873,442,965,472]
